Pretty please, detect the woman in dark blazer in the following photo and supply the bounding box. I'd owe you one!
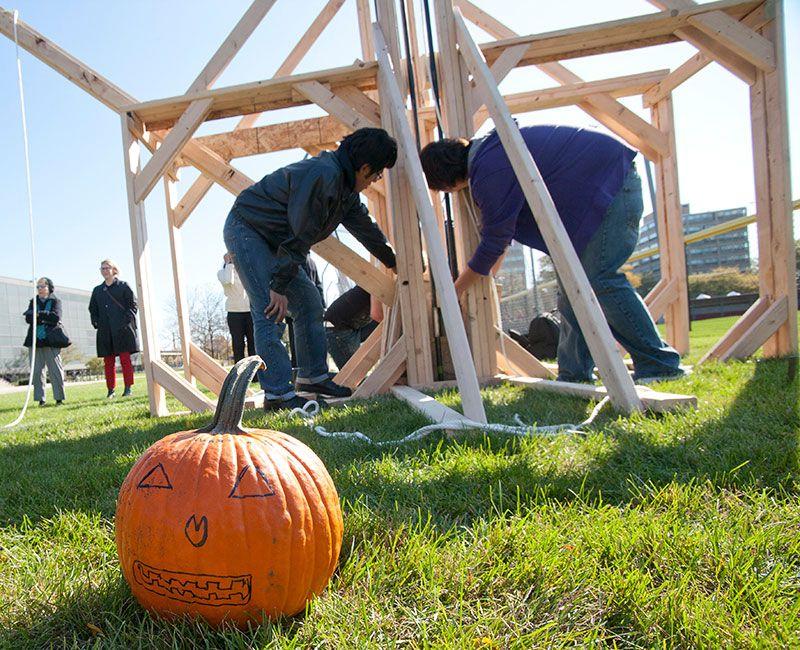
[88,259,140,398]
[23,277,66,406]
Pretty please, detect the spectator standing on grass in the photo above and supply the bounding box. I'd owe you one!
[22,277,66,406]
[218,253,254,363]
[89,259,139,399]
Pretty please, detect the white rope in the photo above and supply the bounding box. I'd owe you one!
[289,396,610,446]
[3,10,38,429]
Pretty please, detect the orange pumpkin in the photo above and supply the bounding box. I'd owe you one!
[115,357,343,627]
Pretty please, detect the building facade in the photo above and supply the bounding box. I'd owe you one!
[0,276,96,373]
[631,204,750,278]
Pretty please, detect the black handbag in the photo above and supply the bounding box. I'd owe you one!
[44,322,72,348]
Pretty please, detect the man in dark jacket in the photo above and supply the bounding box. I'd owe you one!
[223,127,398,410]
[420,125,682,384]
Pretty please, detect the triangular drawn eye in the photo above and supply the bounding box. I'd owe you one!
[137,463,173,489]
[229,466,275,498]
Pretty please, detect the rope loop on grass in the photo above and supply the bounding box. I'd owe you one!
[289,397,611,447]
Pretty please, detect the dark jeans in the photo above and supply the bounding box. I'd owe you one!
[556,166,681,382]
[223,209,330,400]
[227,311,255,362]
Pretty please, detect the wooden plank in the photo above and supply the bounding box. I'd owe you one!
[477,1,761,68]
[375,24,487,423]
[125,62,379,130]
[454,0,667,163]
[134,98,214,202]
[187,0,278,94]
[293,80,379,129]
[275,0,347,76]
[502,375,697,413]
[120,118,167,416]
[454,8,642,414]
[433,0,498,380]
[651,96,690,355]
[496,330,555,379]
[164,179,194,383]
[311,238,396,305]
[698,296,770,363]
[151,360,216,413]
[352,335,407,397]
[722,296,789,360]
[390,385,473,424]
[642,2,769,105]
[333,322,384,388]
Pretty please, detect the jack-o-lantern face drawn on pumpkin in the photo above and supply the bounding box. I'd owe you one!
[115,357,343,627]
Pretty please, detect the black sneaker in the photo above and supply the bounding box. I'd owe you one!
[122,386,132,397]
[107,389,116,399]
[296,377,352,398]
[263,395,326,412]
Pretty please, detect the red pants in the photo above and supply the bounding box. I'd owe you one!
[104,353,134,390]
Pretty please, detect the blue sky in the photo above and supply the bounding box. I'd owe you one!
[1,0,798,335]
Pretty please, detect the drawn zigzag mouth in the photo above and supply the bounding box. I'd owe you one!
[133,560,252,606]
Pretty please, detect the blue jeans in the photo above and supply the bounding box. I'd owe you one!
[223,209,330,400]
[556,167,681,382]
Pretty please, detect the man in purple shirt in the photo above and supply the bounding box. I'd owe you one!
[420,125,682,383]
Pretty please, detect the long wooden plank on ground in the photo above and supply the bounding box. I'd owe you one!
[352,335,407,397]
[126,62,379,130]
[502,375,696,414]
[454,9,642,414]
[722,296,789,360]
[375,24,487,424]
[151,360,216,413]
[391,386,474,425]
[334,322,384,389]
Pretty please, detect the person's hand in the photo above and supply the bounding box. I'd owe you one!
[265,291,288,323]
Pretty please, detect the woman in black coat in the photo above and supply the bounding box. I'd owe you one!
[88,259,140,398]
[23,277,66,406]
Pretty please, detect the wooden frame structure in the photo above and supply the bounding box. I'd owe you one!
[2,0,792,420]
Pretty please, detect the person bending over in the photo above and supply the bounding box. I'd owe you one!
[420,125,682,384]
[223,127,397,410]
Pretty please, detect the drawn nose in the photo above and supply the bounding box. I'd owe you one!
[184,514,209,548]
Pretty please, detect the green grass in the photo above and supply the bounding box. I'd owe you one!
[1,317,798,648]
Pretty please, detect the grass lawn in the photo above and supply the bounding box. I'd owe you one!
[0,317,798,647]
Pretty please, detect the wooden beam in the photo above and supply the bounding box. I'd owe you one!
[151,360,216,413]
[477,1,761,69]
[455,8,642,414]
[293,80,380,129]
[454,0,667,162]
[642,2,769,106]
[352,335,407,397]
[333,321,384,388]
[311,238,396,305]
[698,296,770,363]
[125,61,378,130]
[120,118,167,416]
[390,385,474,424]
[134,98,214,202]
[722,296,789,360]
[375,24,487,423]
[502,375,697,413]
[496,330,555,379]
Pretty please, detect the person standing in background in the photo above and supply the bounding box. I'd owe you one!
[218,252,254,363]
[23,277,66,406]
[89,259,139,398]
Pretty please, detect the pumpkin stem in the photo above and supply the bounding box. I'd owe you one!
[198,356,264,434]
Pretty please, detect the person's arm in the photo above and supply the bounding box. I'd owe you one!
[88,291,98,328]
[340,198,397,270]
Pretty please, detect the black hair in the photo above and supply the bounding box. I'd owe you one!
[339,128,397,175]
[38,277,55,294]
[419,138,470,191]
